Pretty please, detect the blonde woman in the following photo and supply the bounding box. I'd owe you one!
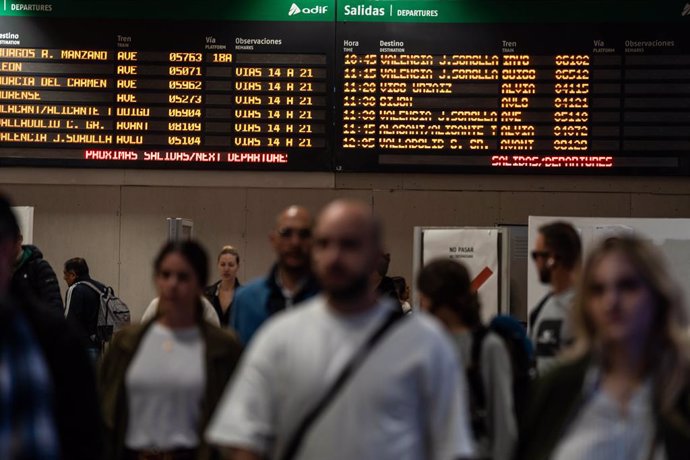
[517,237,690,460]
[204,246,241,326]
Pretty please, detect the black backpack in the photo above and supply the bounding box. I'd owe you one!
[466,315,536,438]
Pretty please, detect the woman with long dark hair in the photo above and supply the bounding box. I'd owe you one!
[517,237,690,460]
[417,258,516,460]
[99,240,242,460]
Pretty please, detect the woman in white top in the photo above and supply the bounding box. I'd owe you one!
[99,240,241,460]
[417,258,517,460]
[517,237,690,460]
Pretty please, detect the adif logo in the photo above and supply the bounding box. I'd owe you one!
[683,3,690,16]
[288,3,301,15]
[288,3,328,15]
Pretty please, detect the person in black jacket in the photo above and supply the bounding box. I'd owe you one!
[12,234,63,314]
[0,194,103,460]
[204,245,241,326]
[64,257,107,355]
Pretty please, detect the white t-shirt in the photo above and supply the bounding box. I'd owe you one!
[125,323,206,450]
[206,296,475,460]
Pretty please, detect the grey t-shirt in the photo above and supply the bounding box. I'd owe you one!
[453,330,517,460]
[530,289,575,374]
[125,323,206,450]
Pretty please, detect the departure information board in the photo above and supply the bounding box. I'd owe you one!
[334,1,690,173]
[0,1,335,170]
[1,0,689,174]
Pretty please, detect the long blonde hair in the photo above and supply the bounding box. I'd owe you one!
[570,237,690,414]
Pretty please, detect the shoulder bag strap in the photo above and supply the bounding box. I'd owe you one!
[279,308,405,460]
[529,292,553,331]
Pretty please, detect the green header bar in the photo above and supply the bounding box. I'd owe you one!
[1,0,336,21]
[1,0,685,22]
[337,0,686,23]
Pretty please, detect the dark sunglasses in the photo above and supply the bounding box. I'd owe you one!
[588,276,643,296]
[531,250,551,261]
[158,270,192,282]
[278,227,312,239]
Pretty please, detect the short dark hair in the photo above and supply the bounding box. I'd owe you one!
[538,221,582,270]
[417,259,481,327]
[0,194,20,242]
[64,258,89,278]
[154,240,209,287]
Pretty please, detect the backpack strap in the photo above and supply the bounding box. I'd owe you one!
[529,292,553,332]
[75,281,106,296]
[469,326,489,407]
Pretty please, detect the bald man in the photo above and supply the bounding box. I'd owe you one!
[207,200,475,460]
[230,205,320,344]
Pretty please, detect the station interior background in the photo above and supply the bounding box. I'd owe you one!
[5,167,690,320]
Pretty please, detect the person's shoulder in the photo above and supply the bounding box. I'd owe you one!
[534,353,590,396]
[204,281,220,297]
[402,311,456,350]
[406,310,447,335]
[110,323,148,350]
[233,276,270,300]
[251,296,323,340]
[203,323,242,350]
[483,330,510,353]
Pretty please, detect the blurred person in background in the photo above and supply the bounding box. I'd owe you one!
[11,231,63,313]
[517,237,690,460]
[205,246,241,326]
[63,257,107,356]
[100,240,241,460]
[230,205,320,344]
[418,258,516,460]
[391,275,412,314]
[0,195,102,460]
[207,199,474,460]
[371,251,402,312]
[530,221,581,373]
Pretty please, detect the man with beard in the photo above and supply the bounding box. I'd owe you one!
[207,199,475,460]
[529,221,581,373]
[230,205,320,345]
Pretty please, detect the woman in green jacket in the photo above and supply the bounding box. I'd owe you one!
[517,237,690,460]
[99,240,242,460]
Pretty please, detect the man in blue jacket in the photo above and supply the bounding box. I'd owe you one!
[231,205,320,344]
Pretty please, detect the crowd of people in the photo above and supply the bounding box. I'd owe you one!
[2,192,690,460]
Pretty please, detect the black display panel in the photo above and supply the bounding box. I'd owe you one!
[334,21,690,174]
[1,0,689,174]
[0,16,334,170]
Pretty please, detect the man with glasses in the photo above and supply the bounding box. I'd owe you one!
[230,205,320,344]
[529,221,581,373]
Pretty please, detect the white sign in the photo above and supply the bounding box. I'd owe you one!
[11,206,34,244]
[528,217,690,318]
[422,228,500,322]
